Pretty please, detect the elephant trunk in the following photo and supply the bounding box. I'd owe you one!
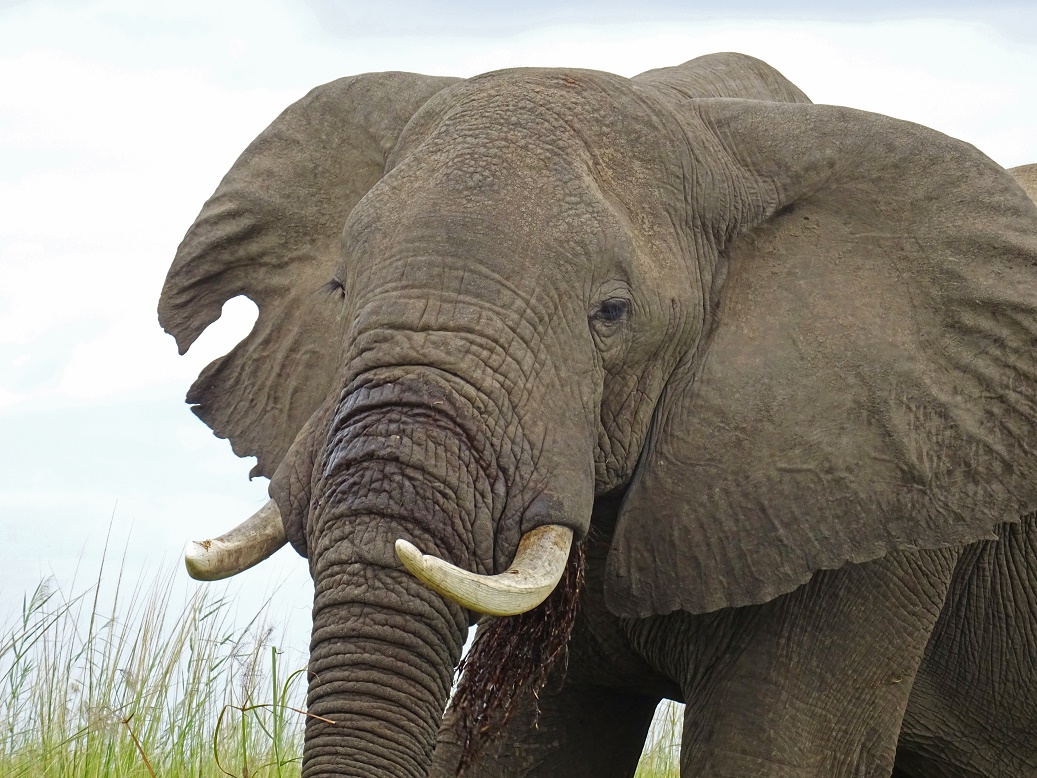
[304,536,468,777]
[301,387,477,777]
[298,368,591,775]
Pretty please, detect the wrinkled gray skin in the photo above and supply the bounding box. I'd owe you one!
[161,53,1037,777]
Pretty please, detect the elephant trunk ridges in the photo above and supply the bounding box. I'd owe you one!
[451,538,586,771]
[302,372,493,776]
[304,550,468,777]
[302,367,589,775]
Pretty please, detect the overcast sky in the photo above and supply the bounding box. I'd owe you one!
[1,0,1035,640]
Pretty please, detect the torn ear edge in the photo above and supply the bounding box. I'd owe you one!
[158,72,460,479]
[605,98,1037,618]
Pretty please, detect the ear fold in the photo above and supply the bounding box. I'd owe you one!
[607,98,1037,618]
[159,72,459,478]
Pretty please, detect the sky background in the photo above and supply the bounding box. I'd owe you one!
[1,0,1035,651]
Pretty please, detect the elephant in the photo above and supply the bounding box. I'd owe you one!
[160,52,1037,777]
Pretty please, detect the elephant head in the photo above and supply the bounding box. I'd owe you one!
[161,53,1037,776]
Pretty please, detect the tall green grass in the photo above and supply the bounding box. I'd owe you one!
[1,552,680,777]
[635,700,682,777]
[0,550,307,778]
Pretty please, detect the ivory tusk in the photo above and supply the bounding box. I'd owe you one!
[395,524,574,616]
[185,499,288,580]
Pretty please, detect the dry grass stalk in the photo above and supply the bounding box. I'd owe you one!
[449,539,586,772]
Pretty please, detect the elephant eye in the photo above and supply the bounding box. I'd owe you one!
[593,298,630,325]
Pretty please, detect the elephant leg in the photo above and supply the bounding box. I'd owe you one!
[430,681,661,778]
[628,548,960,778]
[896,515,1037,778]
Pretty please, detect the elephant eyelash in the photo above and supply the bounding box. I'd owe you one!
[592,298,631,325]
[320,278,346,299]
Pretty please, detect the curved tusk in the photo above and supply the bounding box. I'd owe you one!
[395,524,574,616]
[185,500,288,581]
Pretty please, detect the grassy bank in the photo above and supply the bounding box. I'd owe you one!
[0,555,679,777]
[0,552,306,778]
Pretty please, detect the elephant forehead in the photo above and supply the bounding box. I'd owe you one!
[342,70,683,291]
[345,183,631,300]
[348,148,633,274]
[407,115,597,201]
[395,68,669,192]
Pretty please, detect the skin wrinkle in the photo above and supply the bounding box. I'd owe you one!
[624,86,720,254]
[306,521,468,777]
[307,745,419,778]
[343,350,510,438]
[594,351,639,489]
[306,724,422,769]
[309,647,448,707]
[313,456,486,577]
[309,644,447,705]
[327,465,483,561]
[321,445,478,518]
[691,107,776,243]
[306,727,429,778]
[330,371,505,478]
[594,290,691,490]
[306,669,456,770]
[331,367,532,547]
[345,293,552,415]
[328,404,495,504]
[599,132,708,468]
[307,608,455,670]
[437,89,593,167]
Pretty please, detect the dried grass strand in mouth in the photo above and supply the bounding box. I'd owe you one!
[449,538,586,774]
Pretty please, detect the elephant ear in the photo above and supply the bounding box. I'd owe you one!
[606,98,1037,617]
[1012,163,1037,202]
[159,72,459,478]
